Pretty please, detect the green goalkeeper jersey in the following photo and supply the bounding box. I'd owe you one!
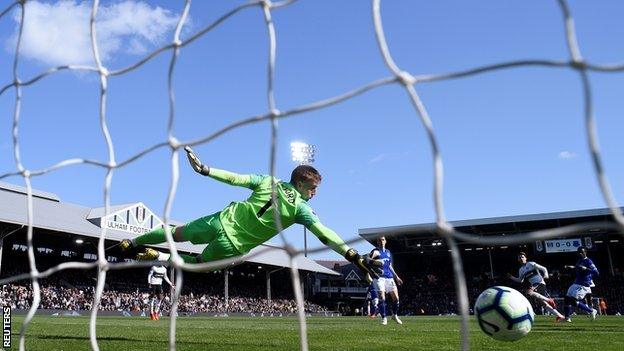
[208,168,348,256]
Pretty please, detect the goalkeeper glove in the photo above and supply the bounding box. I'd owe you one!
[184,146,210,176]
[344,248,383,282]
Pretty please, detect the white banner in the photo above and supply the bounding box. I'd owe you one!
[104,219,153,235]
[544,238,582,253]
[101,204,163,236]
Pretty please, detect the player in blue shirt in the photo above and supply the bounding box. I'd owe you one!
[563,247,599,322]
[370,236,403,325]
[365,283,379,318]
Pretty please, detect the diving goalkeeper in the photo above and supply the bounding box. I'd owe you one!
[120,146,379,277]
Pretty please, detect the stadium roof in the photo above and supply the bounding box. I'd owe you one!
[0,181,338,276]
[359,207,624,245]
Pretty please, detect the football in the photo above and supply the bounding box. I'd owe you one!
[474,286,535,341]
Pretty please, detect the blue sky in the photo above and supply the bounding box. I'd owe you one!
[0,0,623,259]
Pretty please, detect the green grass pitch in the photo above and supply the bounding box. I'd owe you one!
[7,315,624,350]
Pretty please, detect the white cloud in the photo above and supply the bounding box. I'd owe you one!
[369,153,390,164]
[558,151,577,159]
[368,150,412,164]
[8,0,182,67]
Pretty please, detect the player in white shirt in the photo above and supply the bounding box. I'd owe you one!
[507,252,564,322]
[148,265,174,320]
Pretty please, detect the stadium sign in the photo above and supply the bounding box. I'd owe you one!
[101,203,164,236]
[544,238,582,253]
[535,241,544,252]
[584,237,593,249]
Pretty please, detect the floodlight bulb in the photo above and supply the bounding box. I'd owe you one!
[290,141,316,165]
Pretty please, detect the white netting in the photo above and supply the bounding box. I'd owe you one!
[0,0,623,350]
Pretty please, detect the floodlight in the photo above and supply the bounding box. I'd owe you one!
[290,141,316,165]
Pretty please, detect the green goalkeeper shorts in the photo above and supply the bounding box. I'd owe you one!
[183,212,241,262]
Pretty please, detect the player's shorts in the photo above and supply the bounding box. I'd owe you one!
[529,283,550,298]
[366,292,378,300]
[567,283,592,300]
[374,277,397,293]
[183,212,241,262]
[151,284,163,296]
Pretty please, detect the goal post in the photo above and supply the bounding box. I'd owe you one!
[0,1,622,351]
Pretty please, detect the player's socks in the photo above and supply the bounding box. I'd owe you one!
[577,301,593,313]
[379,300,387,318]
[392,315,403,325]
[590,308,598,320]
[392,300,399,316]
[179,254,200,263]
[153,302,160,320]
[135,228,173,246]
[527,290,549,303]
[564,305,572,318]
[145,251,198,264]
[542,302,563,317]
[547,298,557,309]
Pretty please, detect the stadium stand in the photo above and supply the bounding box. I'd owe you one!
[0,181,338,315]
[360,208,624,316]
[3,181,623,317]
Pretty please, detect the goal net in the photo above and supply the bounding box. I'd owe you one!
[0,1,622,351]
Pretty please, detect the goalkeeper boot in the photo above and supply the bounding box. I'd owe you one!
[392,315,403,325]
[137,248,160,261]
[119,239,133,251]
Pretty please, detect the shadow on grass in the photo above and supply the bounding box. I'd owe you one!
[24,334,240,346]
[30,335,145,342]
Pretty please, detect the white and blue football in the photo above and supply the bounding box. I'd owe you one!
[474,286,534,341]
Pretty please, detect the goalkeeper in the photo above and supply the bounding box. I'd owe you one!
[120,146,379,277]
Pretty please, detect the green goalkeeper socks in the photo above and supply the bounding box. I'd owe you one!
[178,254,199,264]
[135,227,170,246]
[156,252,198,264]
[135,227,199,263]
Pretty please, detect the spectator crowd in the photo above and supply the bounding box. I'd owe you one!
[397,260,624,316]
[0,282,329,315]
